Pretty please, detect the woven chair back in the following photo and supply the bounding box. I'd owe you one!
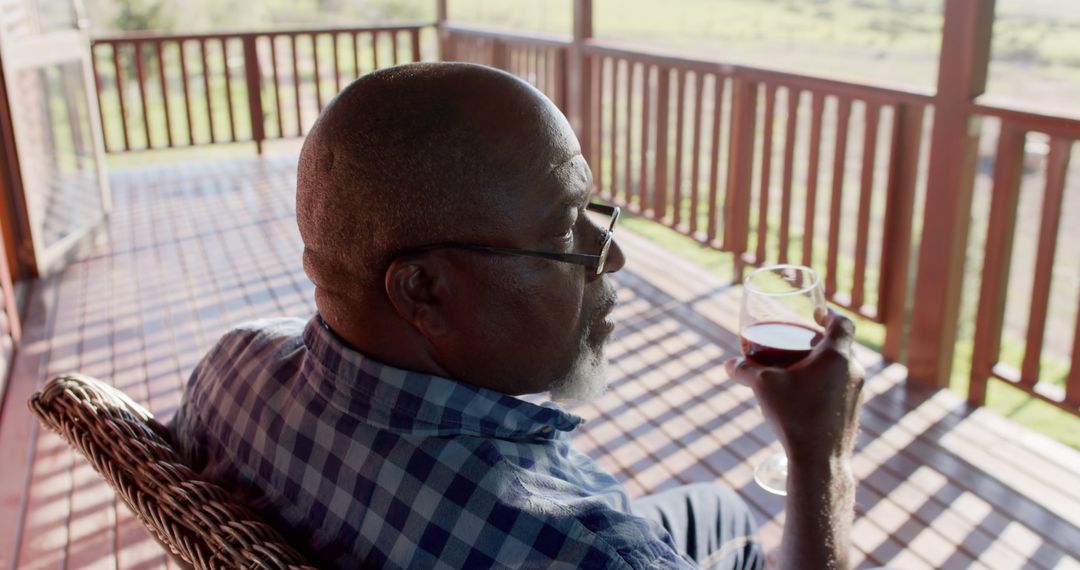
[28,373,318,570]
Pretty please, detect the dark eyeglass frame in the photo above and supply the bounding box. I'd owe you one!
[391,202,620,275]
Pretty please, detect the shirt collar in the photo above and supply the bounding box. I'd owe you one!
[301,316,585,441]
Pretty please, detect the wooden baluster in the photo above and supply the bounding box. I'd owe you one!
[411,29,421,63]
[518,44,527,82]
[221,38,237,142]
[242,35,265,153]
[353,32,361,78]
[1021,138,1072,386]
[529,45,538,85]
[312,34,324,113]
[778,88,801,263]
[332,32,342,94]
[623,61,636,208]
[291,34,303,135]
[607,58,619,201]
[638,64,652,213]
[134,40,152,148]
[544,48,552,99]
[968,124,1025,404]
[113,43,132,150]
[654,67,671,221]
[553,47,566,112]
[269,35,284,138]
[825,97,852,297]
[850,101,880,310]
[802,91,825,266]
[589,55,602,192]
[672,68,685,228]
[178,40,194,145]
[755,84,777,263]
[156,41,173,147]
[372,31,381,70]
[705,74,725,245]
[391,30,400,65]
[689,71,704,236]
[201,39,216,143]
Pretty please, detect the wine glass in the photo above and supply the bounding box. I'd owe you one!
[739,264,826,496]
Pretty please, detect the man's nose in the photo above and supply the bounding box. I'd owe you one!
[602,239,626,274]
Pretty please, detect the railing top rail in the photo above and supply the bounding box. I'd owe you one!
[735,65,934,106]
[442,23,571,48]
[91,23,432,44]
[974,99,1080,139]
[583,38,933,106]
[582,40,736,75]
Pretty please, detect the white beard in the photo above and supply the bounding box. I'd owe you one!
[549,342,609,403]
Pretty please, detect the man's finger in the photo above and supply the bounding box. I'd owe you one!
[821,309,855,353]
[724,357,738,378]
[725,356,769,386]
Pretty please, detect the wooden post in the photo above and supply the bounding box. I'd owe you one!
[242,36,265,155]
[436,0,451,61]
[0,48,36,280]
[567,0,593,159]
[907,0,995,388]
[879,102,925,362]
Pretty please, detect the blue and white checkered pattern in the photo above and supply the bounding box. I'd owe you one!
[171,316,695,569]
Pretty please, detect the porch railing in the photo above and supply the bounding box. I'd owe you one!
[445,23,932,364]
[968,104,1080,414]
[90,24,429,153]
[88,21,1080,418]
[441,26,568,112]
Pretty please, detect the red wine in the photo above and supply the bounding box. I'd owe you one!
[740,321,823,367]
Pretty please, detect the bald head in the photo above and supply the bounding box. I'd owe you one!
[297,62,580,328]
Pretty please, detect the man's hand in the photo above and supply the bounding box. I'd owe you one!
[725,310,865,570]
[725,310,865,466]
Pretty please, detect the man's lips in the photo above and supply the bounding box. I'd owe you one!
[592,300,617,335]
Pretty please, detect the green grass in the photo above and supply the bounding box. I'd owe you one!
[95,30,418,154]
[621,209,1078,451]
[446,0,1080,110]
[620,211,887,352]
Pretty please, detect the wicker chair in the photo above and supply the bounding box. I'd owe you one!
[28,373,319,570]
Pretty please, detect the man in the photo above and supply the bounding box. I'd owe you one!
[172,62,863,569]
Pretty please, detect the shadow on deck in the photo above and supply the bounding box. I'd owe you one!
[0,156,1078,569]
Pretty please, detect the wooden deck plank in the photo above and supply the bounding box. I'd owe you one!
[0,156,1077,569]
[15,264,83,569]
[0,276,58,569]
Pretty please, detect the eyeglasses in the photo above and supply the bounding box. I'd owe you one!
[391,202,620,275]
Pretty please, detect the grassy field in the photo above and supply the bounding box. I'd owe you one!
[444,0,1080,115]
[619,210,1079,451]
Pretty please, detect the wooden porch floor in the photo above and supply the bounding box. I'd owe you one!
[1,156,1078,569]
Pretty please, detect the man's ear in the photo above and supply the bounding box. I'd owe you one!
[384,256,450,338]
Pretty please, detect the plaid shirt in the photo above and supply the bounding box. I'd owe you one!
[172,316,694,569]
